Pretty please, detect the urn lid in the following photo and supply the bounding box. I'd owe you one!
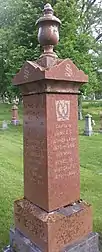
[36,3,61,26]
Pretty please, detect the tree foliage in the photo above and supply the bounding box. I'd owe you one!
[0,0,102,99]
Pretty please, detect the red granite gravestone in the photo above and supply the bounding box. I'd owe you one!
[14,60,87,212]
[8,3,99,252]
[11,104,19,125]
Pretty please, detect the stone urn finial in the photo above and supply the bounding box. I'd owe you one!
[36,3,61,57]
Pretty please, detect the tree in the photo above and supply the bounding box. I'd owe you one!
[54,0,101,95]
[0,0,101,99]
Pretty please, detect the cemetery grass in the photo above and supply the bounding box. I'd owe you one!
[0,103,102,250]
[0,104,23,250]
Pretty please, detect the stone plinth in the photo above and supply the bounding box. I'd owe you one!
[14,199,92,252]
[9,230,99,252]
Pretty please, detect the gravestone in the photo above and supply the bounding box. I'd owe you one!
[78,94,83,120]
[78,107,83,120]
[5,3,99,252]
[84,114,93,136]
[11,104,19,125]
[2,120,8,130]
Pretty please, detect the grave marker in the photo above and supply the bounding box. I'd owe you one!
[5,3,99,252]
[11,103,19,125]
[84,114,93,136]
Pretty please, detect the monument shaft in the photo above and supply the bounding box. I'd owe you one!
[24,92,80,211]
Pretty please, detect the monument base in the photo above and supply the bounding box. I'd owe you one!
[3,229,99,252]
[13,198,93,252]
[78,111,83,120]
[11,120,19,126]
[84,130,93,136]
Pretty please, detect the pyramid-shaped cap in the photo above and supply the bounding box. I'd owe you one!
[13,58,88,86]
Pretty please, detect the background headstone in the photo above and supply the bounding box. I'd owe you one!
[84,114,93,136]
[78,94,83,120]
[78,107,83,120]
[11,104,19,125]
[2,121,8,130]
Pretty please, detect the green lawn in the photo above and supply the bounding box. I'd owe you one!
[0,102,102,250]
[0,104,23,249]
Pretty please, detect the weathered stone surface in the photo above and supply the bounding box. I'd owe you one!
[19,79,82,96]
[10,229,41,252]
[23,93,80,211]
[14,199,92,252]
[3,245,10,252]
[12,16,88,214]
[62,232,99,252]
[99,233,102,252]
[12,59,88,86]
[4,230,99,252]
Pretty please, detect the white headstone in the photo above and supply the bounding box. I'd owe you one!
[2,120,8,130]
[84,114,93,136]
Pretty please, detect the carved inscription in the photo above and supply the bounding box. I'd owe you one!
[25,137,44,186]
[53,123,77,179]
[31,151,44,186]
[24,66,29,80]
[65,63,73,77]
[55,100,70,121]
[32,169,44,185]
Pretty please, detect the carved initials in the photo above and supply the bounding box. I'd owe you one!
[65,63,73,77]
[24,66,29,80]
